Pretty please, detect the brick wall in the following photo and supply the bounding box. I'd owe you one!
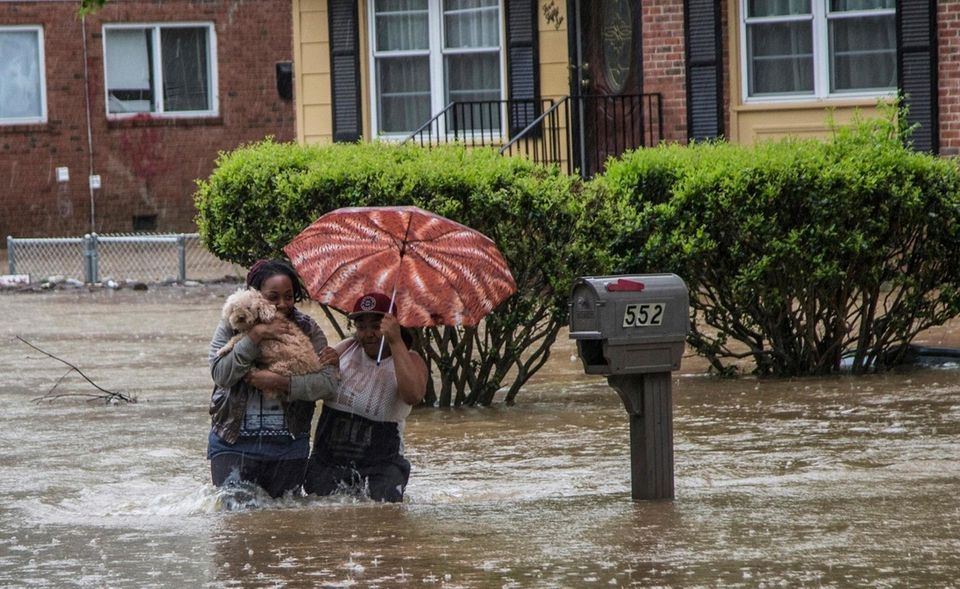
[642,0,688,144]
[641,0,730,144]
[0,0,295,239]
[939,1,960,156]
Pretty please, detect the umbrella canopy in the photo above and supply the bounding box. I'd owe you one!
[283,206,517,326]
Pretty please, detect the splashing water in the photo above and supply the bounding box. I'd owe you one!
[1,286,959,587]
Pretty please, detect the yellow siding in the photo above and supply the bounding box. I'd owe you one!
[357,2,371,140]
[733,101,890,145]
[294,0,895,159]
[297,0,332,145]
[295,0,574,147]
[300,9,329,44]
[536,2,571,171]
[303,104,334,138]
[539,5,570,99]
[301,74,330,103]
[539,62,570,94]
[300,43,330,74]
[725,0,889,145]
[292,0,305,143]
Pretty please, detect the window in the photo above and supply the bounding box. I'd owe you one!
[0,26,46,124]
[369,0,504,136]
[103,23,217,116]
[741,0,895,100]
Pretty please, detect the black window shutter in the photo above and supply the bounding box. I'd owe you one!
[505,0,540,136]
[328,0,362,142]
[897,0,938,153]
[684,0,723,141]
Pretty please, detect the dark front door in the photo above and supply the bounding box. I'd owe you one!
[570,0,644,177]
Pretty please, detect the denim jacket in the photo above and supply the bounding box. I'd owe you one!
[208,308,339,444]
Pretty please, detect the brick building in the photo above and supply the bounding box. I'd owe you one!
[1,0,295,239]
[292,0,953,170]
[3,0,955,242]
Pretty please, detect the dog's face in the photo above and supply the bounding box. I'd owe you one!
[222,289,277,331]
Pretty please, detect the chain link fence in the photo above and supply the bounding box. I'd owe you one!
[5,233,242,284]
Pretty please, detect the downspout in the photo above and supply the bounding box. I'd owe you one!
[81,15,96,233]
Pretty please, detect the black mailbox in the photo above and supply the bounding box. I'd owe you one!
[276,61,293,100]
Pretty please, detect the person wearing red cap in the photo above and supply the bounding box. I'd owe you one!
[303,292,428,502]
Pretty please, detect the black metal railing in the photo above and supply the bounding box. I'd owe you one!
[498,98,568,171]
[575,93,663,177]
[503,93,663,177]
[407,93,663,178]
[405,99,554,148]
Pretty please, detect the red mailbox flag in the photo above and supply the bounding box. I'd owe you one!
[605,278,645,292]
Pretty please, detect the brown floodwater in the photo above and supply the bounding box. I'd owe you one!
[1,285,958,587]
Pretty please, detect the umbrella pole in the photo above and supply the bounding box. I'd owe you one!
[378,215,411,365]
[376,286,398,366]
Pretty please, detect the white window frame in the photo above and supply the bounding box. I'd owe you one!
[102,22,219,118]
[739,0,896,103]
[367,0,506,140]
[0,25,47,125]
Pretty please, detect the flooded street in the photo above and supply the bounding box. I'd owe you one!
[1,286,959,587]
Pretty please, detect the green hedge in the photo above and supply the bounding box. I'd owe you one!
[195,141,615,404]
[197,109,960,381]
[597,111,960,375]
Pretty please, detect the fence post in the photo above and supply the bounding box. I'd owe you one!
[7,236,15,275]
[83,234,91,283]
[83,233,99,283]
[177,234,187,282]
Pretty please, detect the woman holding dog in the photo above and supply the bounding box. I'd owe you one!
[303,292,428,503]
[207,259,340,499]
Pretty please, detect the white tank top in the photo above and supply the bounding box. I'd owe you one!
[327,339,413,427]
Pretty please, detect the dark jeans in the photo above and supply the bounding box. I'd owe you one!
[303,406,410,503]
[210,453,308,499]
[304,456,410,503]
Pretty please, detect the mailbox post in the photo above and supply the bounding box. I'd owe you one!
[569,274,689,500]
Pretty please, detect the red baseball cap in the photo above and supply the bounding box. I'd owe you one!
[348,292,397,319]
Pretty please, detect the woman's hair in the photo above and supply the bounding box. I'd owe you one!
[245,258,307,302]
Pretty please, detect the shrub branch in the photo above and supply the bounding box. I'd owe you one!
[16,336,135,404]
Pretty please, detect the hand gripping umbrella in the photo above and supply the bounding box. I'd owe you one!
[283,206,517,357]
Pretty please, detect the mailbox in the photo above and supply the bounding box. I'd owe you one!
[569,274,688,375]
[569,273,689,501]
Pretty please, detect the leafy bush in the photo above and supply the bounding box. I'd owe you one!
[598,110,960,376]
[195,141,616,404]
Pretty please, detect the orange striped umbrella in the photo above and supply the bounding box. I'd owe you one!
[283,206,516,327]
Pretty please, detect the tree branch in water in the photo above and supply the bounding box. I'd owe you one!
[15,336,136,404]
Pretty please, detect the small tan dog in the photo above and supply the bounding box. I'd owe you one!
[217,288,323,378]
